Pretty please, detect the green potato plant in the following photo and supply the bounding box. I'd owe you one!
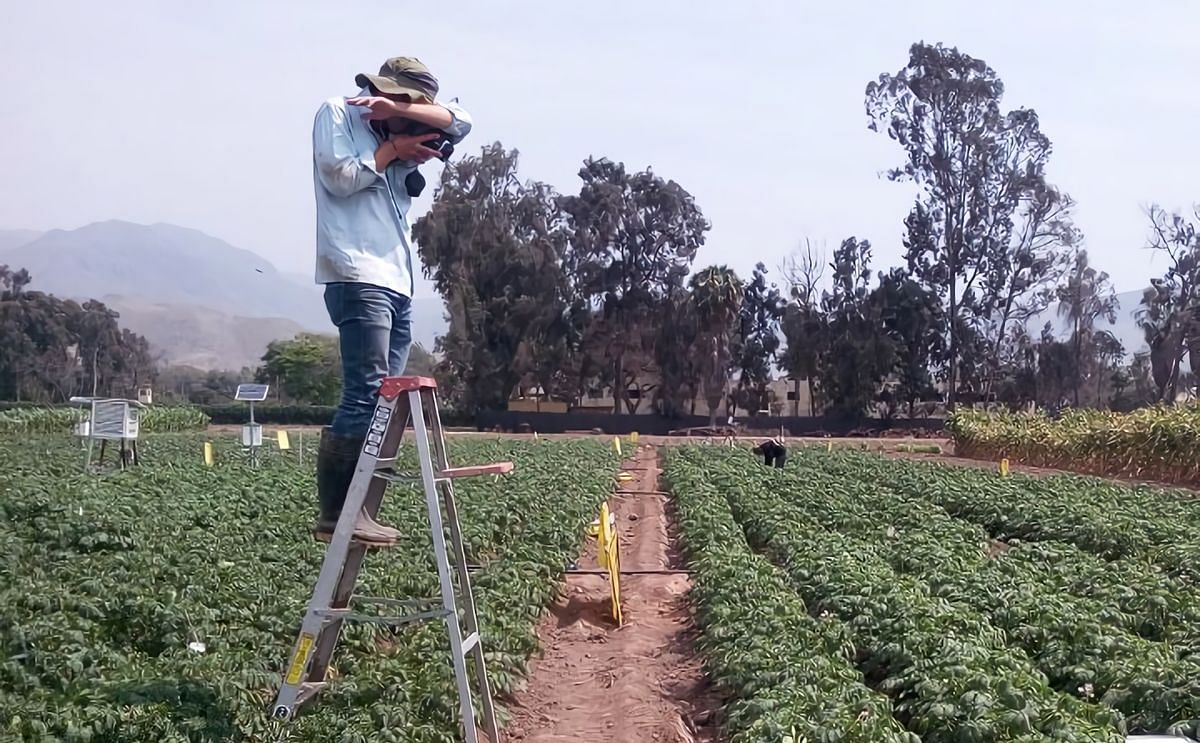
[0,434,615,741]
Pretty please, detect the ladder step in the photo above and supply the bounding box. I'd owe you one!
[374,467,418,481]
[440,462,514,479]
[357,596,440,610]
[460,631,480,655]
[315,606,450,627]
[374,463,514,482]
[296,682,327,706]
[313,530,399,548]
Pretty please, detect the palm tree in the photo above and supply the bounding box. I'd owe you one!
[689,266,744,427]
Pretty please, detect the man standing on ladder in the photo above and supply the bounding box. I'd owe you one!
[311,57,472,544]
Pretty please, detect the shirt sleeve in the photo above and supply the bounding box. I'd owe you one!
[312,101,383,198]
[441,99,473,145]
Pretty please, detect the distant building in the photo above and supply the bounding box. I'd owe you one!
[509,373,824,418]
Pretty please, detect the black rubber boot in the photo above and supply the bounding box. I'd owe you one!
[314,428,402,544]
[316,427,361,525]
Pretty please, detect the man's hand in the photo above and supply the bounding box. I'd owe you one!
[348,95,409,121]
[374,133,441,171]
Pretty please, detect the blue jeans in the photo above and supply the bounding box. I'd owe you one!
[324,282,413,438]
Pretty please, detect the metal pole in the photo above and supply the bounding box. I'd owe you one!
[84,402,95,473]
[250,401,258,468]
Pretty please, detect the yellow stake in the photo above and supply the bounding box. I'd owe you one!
[613,436,622,457]
[596,502,623,625]
[630,431,639,445]
[827,441,833,453]
[999,458,1010,476]
[277,430,291,451]
[203,442,214,466]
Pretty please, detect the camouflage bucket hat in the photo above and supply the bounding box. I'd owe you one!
[355,56,439,103]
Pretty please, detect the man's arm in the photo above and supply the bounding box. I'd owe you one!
[314,101,442,195]
[440,99,473,144]
[346,97,474,144]
[312,101,385,198]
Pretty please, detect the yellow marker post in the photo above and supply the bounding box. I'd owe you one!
[595,502,623,625]
[613,436,622,457]
[203,442,214,466]
[630,431,639,445]
[827,441,833,453]
[277,430,291,451]
[999,458,1010,476]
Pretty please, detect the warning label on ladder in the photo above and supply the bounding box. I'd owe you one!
[285,633,315,685]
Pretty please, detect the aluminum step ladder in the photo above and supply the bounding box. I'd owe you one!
[272,376,509,742]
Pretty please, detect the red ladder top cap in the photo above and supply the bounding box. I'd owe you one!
[379,376,438,400]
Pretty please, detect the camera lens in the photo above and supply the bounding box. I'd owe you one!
[405,169,426,197]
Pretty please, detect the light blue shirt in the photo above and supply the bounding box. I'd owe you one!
[312,90,472,297]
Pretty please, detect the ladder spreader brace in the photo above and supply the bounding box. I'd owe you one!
[272,376,509,742]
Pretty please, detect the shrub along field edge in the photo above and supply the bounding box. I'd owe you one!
[0,405,210,434]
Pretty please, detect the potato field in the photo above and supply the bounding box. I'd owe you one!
[5,426,1200,743]
[0,433,617,742]
[666,445,1200,742]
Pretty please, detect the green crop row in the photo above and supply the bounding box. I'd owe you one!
[674,447,1126,742]
[663,449,917,742]
[810,450,1200,645]
[850,449,1200,582]
[0,434,616,742]
[948,407,1200,485]
[0,405,210,434]
[764,449,1200,736]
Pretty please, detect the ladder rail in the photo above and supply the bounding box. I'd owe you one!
[272,378,505,743]
[425,389,502,741]
[409,389,481,742]
[274,393,407,718]
[310,394,413,679]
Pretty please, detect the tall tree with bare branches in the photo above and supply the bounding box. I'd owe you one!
[779,240,827,415]
[867,42,1061,407]
[1138,204,1200,402]
[1056,249,1118,406]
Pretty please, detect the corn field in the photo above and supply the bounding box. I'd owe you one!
[947,407,1200,485]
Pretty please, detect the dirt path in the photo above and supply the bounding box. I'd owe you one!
[502,445,720,743]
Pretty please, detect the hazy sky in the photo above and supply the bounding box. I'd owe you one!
[2,0,1197,297]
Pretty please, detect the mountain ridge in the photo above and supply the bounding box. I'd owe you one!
[1,220,447,370]
[0,229,42,254]
[5,220,333,329]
